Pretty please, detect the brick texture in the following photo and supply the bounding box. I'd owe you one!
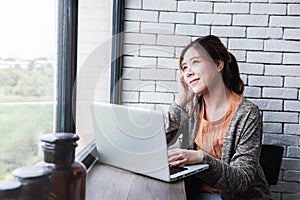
[121,0,300,199]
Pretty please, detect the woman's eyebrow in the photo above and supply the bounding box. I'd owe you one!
[190,56,202,60]
[181,60,187,65]
[185,56,201,62]
[181,56,202,66]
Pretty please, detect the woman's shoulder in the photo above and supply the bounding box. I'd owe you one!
[240,97,259,108]
[236,97,261,117]
[184,95,202,111]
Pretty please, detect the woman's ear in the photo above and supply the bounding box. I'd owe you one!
[216,60,224,72]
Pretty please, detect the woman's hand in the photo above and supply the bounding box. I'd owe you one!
[168,148,203,167]
[175,76,194,108]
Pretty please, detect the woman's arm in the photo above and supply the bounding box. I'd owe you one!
[164,102,188,145]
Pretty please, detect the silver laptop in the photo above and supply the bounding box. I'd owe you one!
[91,102,209,182]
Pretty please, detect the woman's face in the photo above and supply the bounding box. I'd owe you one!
[181,47,221,95]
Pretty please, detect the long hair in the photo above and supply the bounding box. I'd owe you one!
[179,35,244,95]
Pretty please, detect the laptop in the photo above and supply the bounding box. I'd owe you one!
[91,102,209,182]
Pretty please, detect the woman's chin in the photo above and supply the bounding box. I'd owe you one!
[190,87,203,94]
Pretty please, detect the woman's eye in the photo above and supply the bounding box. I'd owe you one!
[192,60,200,65]
[181,65,188,71]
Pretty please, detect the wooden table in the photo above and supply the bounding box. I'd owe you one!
[86,162,187,200]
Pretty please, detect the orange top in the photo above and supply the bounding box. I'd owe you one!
[194,93,242,193]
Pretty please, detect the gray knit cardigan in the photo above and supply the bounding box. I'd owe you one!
[165,96,272,200]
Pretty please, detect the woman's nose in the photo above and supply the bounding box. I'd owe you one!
[186,66,194,77]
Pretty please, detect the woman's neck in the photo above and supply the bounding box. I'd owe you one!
[202,84,232,122]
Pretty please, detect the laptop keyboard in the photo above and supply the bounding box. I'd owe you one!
[169,165,188,175]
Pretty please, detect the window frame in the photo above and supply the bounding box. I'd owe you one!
[56,0,78,133]
[59,0,124,169]
[110,0,124,104]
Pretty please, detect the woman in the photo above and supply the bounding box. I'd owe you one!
[165,35,271,200]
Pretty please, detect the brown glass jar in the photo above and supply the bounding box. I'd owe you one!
[12,166,51,200]
[39,133,86,200]
[0,180,21,200]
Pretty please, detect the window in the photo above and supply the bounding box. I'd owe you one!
[0,0,121,181]
[76,0,120,152]
[0,0,57,181]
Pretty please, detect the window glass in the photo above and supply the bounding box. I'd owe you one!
[0,0,57,181]
[76,0,113,151]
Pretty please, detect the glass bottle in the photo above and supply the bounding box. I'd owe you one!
[39,133,86,200]
[12,165,51,200]
[0,180,21,200]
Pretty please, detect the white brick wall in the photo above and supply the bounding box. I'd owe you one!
[233,14,268,26]
[140,45,174,57]
[214,3,249,13]
[160,12,194,24]
[212,26,246,37]
[283,53,300,64]
[157,35,191,46]
[251,3,286,15]
[140,68,176,81]
[76,0,113,146]
[265,40,300,52]
[270,16,300,27]
[265,65,300,76]
[288,4,300,15]
[122,0,300,199]
[284,29,300,40]
[247,51,282,63]
[176,24,210,36]
[248,27,282,38]
[178,1,212,13]
[229,38,264,50]
[125,10,158,22]
[143,0,177,11]
[197,14,232,25]
[141,23,174,34]
[263,88,298,99]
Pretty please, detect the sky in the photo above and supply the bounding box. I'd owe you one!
[0,0,57,60]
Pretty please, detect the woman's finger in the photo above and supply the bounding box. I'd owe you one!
[168,148,181,155]
[168,149,189,166]
[168,153,182,163]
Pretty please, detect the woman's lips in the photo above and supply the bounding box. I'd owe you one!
[189,78,200,85]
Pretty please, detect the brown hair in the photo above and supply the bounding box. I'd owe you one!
[179,35,244,95]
